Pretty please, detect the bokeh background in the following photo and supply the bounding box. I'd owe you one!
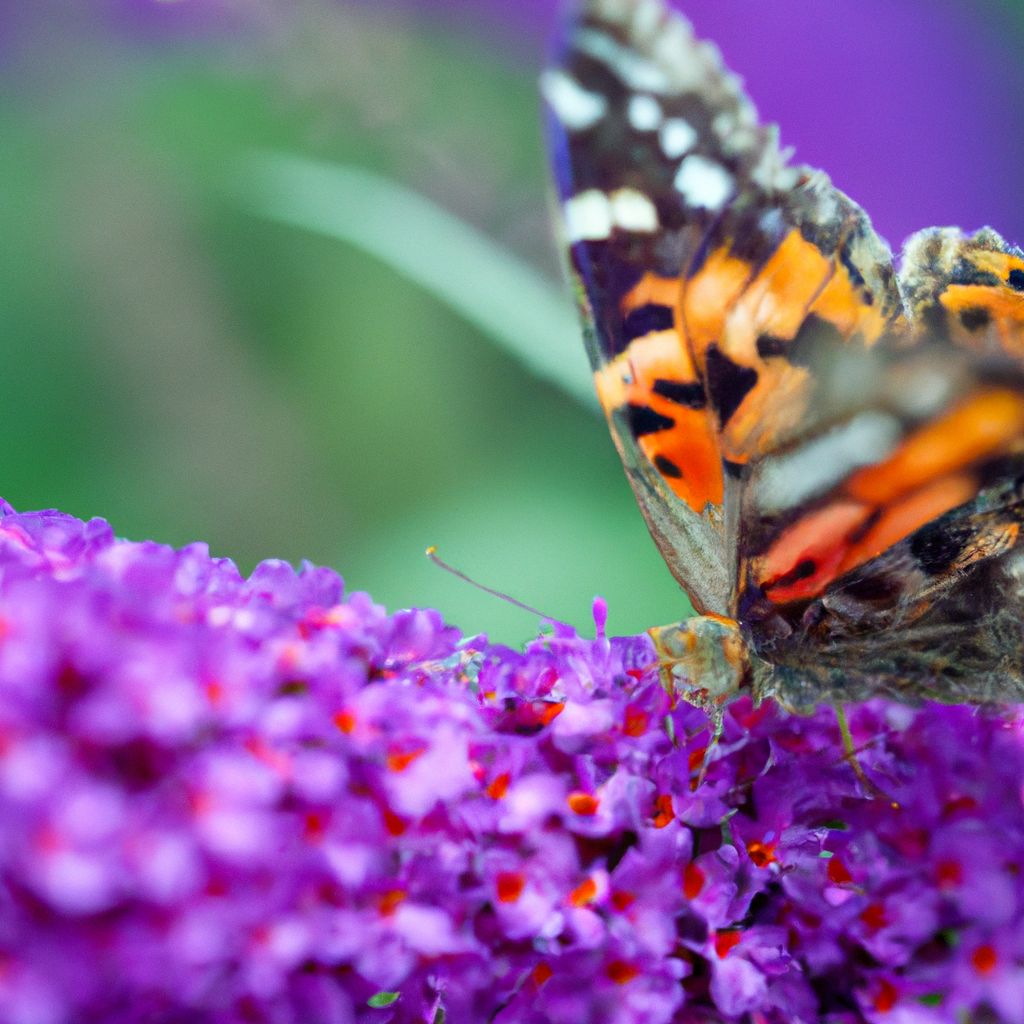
[4,0,1024,644]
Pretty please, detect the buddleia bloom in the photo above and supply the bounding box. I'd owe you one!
[0,499,1022,1023]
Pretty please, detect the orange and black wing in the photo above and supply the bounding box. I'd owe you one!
[545,0,901,617]
[549,0,1024,705]
[746,228,1024,704]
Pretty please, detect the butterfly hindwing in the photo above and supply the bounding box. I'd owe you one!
[747,229,1024,702]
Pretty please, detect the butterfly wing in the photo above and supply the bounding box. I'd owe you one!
[747,228,1024,703]
[550,0,1024,704]
[546,0,902,616]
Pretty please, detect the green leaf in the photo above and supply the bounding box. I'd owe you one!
[818,819,849,831]
[368,991,401,1008]
[235,152,595,412]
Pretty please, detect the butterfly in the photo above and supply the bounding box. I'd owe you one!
[544,0,1024,709]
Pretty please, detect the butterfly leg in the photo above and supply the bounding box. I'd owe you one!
[834,705,900,809]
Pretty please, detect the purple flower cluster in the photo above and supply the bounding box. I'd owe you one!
[0,501,1023,1023]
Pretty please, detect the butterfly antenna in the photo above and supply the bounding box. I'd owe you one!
[835,705,899,809]
[425,547,559,622]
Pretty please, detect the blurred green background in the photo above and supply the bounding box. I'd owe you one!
[2,1,688,644]
[4,0,1024,644]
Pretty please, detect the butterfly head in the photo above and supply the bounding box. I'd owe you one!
[648,614,749,709]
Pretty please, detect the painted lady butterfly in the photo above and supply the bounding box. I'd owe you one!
[545,0,1024,708]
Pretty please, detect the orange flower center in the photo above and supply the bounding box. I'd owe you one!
[569,877,598,907]
[683,862,706,900]
[827,857,853,885]
[936,859,963,889]
[859,902,887,932]
[623,706,649,736]
[972,944,998,976]
[496,871,526,904]
[747,841,776,868]
[873,979,898,1012]
[486,772,510,800]
[606,960,640,985]
[652,794,674,828]
[567,792,599,816]
[714,931,742,958]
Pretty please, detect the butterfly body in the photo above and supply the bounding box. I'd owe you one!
[546,0,1024,708]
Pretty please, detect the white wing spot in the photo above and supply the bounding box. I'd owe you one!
[750,147,792,190]
[650,19,702,90]
[628,94,662,132]
[659,118,697,159]
[753,412,903,514]
[540,70,608,132]
[564,188,659,242]
[712,112,736,138]
[610,188,659,233]
[774,166,802,190]
[575,28,672,93]
[723,124,760,158]
[564,190,613,243]
[674,155,734,211]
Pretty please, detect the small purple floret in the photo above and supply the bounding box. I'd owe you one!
[0,502,1021,1023]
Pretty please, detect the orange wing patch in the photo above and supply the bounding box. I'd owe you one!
[601,231,903,519]
[594,334,723,513]
[622,272,684,314]
[846,390,1024,505]
[755,502,872,605]
[714,230,834,366]
[811,261,891,343]
[940,251,1024,357]
[754,389,1024,605]
[678,231,895,467]
[594,275,724,513]
[904,228,1024,359]
[841,475,976,576]
[755,480,976,607]
[682,248,757,357]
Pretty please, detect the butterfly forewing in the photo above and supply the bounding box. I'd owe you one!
[546,3,752,612]
[546,0,902,611]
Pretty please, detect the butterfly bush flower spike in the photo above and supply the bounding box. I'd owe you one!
[1,500,1024,1023]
